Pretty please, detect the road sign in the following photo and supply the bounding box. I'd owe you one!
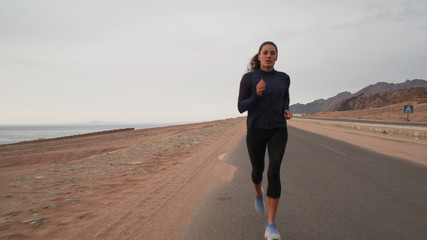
[404,105,414,114]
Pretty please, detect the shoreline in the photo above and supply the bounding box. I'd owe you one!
[0,122,185,146]
[2,128,136,146]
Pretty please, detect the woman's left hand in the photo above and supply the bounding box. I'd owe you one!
[284,110,293,120]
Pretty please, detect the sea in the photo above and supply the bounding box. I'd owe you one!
[0,123,174,145]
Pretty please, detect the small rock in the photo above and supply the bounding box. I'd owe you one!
[64,196,79,201]
[39,204,59,209]
[2,193,13,198]
[0,225,9,231]
[0,219,13,223]
[4,211,22,217]
[22,218,47,227]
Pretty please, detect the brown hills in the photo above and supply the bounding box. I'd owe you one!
[331,87,427,111]
[290,79,427,114]
[305,91,427,123]
[305,102,427,123]
[304,85,427,123]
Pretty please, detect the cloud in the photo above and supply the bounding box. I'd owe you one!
[1,0,426,123]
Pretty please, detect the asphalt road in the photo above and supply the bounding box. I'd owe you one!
[179,126,427,240]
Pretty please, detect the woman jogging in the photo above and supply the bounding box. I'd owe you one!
[238,41,293,240]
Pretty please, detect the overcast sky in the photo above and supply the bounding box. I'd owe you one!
[1,0,426,124]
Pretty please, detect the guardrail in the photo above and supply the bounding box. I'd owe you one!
[292,117,427,139]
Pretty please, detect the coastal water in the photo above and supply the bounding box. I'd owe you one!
[0,123,172,145]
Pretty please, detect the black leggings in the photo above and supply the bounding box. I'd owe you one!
[246,127,288,198]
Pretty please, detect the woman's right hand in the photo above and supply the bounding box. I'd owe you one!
[256,79,266,96]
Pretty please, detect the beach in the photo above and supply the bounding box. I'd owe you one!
[1,117,426,239]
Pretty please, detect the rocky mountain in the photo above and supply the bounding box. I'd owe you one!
[331,87,427,112]
[290,79,427,114]
[352,79,427,96]
[290,91,352,114]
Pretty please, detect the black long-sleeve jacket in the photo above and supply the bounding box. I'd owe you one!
[238,69,290,129]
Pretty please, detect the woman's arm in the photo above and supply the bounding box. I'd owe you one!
[238,74,261,113]
[283,76,292,120]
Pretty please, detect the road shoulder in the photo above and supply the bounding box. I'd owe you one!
[287,120,427,166]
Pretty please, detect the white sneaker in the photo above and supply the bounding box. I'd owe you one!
[255,188,265,215]
[264,222,281,240]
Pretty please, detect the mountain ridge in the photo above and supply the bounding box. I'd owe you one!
[331,87,427,112]
[290,79,427,114]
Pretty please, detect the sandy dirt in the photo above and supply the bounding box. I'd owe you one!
[0,118,246,239]
[1,115,426,240]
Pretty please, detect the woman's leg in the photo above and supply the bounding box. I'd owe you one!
[266,127,288,223]
[246,128,267,187]
[254,183,262,197]
[247,128,268,214]
[267,197,280,223]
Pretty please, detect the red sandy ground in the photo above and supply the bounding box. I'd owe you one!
[0,116,426,239]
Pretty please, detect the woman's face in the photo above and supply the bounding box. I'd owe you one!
[258,44,277,71]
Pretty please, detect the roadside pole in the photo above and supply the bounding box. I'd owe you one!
[404,105,414,122]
